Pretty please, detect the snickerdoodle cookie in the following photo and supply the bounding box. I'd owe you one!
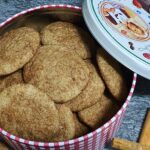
[41,21,95,59]
[52,105,75,142]
[24,45,90,103]
[0,84,59,141]
[97,49,128,101]
[65,61,105,112]
[0,27,40,75]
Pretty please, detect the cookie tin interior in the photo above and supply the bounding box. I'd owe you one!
[83,0,150,80]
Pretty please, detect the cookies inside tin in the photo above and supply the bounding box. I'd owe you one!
[0,9,132,142]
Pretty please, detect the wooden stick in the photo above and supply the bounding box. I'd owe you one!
[140,110,150,146]
[112,138,150,150]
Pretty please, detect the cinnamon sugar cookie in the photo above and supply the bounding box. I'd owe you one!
[65,61,105,112]
[52,105,75,142]
[97,49,128,101]
[24,45,90,103]
[0,84,59,141]
[78,95,119,129]
[0,27,40,75]
[41,21,95,59]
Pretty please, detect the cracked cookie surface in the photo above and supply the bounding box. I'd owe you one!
[97,49,128,101]
[41,21,95,59]
[52,105,75,142]
[0,27,40,75]
[78,95,119,129]
[24,45,90,103]
[65,61,105,112]
[0,84,59,142]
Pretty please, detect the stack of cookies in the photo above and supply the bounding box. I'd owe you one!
[0,21,128,142]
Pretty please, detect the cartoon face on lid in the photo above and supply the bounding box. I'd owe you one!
[99,1,150,41]
[127,21,145,35]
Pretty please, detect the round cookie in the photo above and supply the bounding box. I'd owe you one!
[97,48,128,101]
[52,105,75,142]
[24,45,90,103]
[0,142,8,150]
[0,70,23,92]
[41,21,81,45]
[0,84,59,141]
[0,27,40,76]
[65,61,105,112]
[41,21,95,59]
[78,95,119,129]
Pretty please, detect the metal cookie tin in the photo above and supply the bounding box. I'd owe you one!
[0,4,136,150]
[83,0,150,80]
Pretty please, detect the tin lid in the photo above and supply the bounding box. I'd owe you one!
[82,0,150,79]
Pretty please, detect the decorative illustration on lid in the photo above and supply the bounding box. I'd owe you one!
[99,1,150,41]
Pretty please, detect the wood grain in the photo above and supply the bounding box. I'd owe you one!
[112,138,150,150]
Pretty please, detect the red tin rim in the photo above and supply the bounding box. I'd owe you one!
[0,4,137,148]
